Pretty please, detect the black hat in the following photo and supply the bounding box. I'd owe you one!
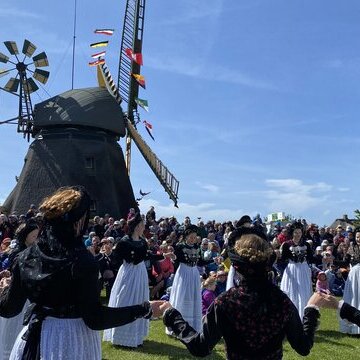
[237,215,252,228]
[16,219,39,247]
[183,225,198,238]
[228,228,275,278]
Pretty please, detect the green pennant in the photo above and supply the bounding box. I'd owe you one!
[135,97,149,112]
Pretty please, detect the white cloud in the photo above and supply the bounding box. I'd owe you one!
[338,187,350,192]
[0,6,42,19]
[158,0,224,26]
[264,178,333,214]
[138,197,243,223]
[195,181,219,193]
[147,56,277,90]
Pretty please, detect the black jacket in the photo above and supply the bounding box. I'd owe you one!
[164,283,319,360]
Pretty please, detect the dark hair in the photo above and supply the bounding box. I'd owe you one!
[236,215,252,228]
[289,221,304,239]
[183,225,198,238]
[127,212,143,235]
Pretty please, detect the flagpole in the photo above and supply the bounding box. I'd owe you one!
[71,0,77,89]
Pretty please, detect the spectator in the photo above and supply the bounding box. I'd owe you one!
[145,206,156,226]
[215,270,227,296]
[201,276,217,315]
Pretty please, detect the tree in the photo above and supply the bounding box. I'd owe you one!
[353,209,360,228]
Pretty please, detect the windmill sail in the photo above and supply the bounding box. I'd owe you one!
[97,61,179,206]
[117,0,146,174]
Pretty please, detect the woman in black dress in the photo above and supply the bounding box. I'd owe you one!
[163,227,320,360]
[0,186,163,360]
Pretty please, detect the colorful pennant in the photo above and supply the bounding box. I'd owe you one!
[135,97,149,112]
[89,59,105,67]
[90,41,109,48]
[91,51,106,59]
[94,29,115,36]
[143,120,154,141]
[125,48,143,66]
[131,73,146,89]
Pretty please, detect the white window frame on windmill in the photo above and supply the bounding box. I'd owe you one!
[84,156,95,170]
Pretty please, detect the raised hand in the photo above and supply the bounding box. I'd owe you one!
[150,300,166,318]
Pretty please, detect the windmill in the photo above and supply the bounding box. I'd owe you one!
[0,39,49,141]
[0,1,179,218]
[96,0,180,206]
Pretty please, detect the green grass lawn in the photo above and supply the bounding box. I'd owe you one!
[101,307,360,359]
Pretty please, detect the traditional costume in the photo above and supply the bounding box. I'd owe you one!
[167,225,212,334]
[280,223,313,319]
[340,242,360,334]
[103,213,163,347]
[0,186,152,360]
[164,227,320,360]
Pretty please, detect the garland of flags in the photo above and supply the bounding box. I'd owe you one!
[88,27,156,141]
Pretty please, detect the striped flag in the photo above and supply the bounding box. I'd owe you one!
[90,41,109,48]
[89,59,105,67]
[125,48,143,66]
[131,73,146,89]
[143,120,154,141]
[135,97,149,112]
[91,51,106,59]
[94,29,115,36]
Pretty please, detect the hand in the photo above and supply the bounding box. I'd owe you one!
[307,292,339,309]
[159,301,172,313]
[150,300,166,318]
[0,276,11,291]
[0,270,11,280]
[164,252,176,260]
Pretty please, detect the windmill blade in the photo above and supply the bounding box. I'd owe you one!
[33,68,49,84]
[4,41,19,55]
[32,51,49,67]
[0,69,10,78]
[127,120,179,206]
[4,77,20,93]
[96,61,179,206]
[0,52,9,64]
[23,77,39,93]
[22,39,37,57]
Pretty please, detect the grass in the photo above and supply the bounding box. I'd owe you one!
[101,306,360,359]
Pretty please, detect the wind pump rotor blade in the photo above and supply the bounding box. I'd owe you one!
[0,116,19,125]
[4,77,20,93]
[0,68,10,78]
[32,51,49,67]
[33,68,49,84]
[22,39,37,57]
[0,52,9,63]
[4,41,19,55]
[23,77,39,93]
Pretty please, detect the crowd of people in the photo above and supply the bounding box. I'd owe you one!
[1,193,360,359]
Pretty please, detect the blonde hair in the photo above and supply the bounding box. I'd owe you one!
[202,276,216,289]
[234,234,273,263]
[39,188,82,220]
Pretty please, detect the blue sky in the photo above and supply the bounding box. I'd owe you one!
[1,0,360,226]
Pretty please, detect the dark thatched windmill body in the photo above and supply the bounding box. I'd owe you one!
[0,1,179,218]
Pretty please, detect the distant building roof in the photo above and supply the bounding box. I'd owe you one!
[33,87,125,136]
[330,214,356,229]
